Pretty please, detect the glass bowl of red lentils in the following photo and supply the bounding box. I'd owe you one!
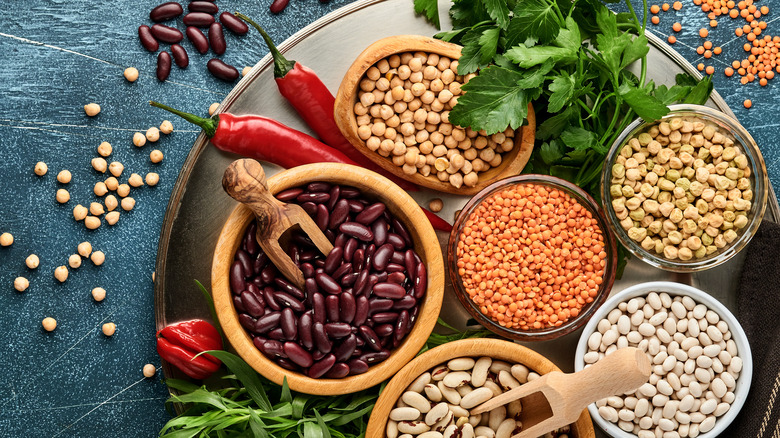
[601,104,768,272]
[447,174,618,341]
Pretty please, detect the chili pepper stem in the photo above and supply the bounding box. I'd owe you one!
[149,101,218,137]
[235,12,295,78]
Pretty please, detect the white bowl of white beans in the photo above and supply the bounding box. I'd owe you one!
[574,281,752,438]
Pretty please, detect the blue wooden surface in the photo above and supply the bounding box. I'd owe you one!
[0,0,778,436]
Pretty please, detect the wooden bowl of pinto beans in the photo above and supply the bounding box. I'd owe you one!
[211,162,445,395]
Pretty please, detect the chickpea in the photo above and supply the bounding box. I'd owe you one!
[133,132,146,147]
[159,120,173,134]
[91,250,105,266]
[121,197,136,211]
[76,242,92,258]
[34,161,48,176]
[68,254,82,269]
[97,141,112,157]
[150,150,164,163]
[54,265,68,282]
[128,173,144,188]
[102,322,116,337]
[84,103,101,117]
[104,177,118,191]
[92,287,106,302]
[463,172,479,187]
[24,254,39,269]
[143,364,157,378]
[73,204,88,221]
[92,157,108,173]
[85,216,101,230]
[123,67,139,82]
[145,172,160,187]
[13,275,30,293]
[57,170,72,184]
[56,189,70,204]
[42,317,57,332]
[146,127,161,142]
[105,211,120,225]
[108,161,124,177]
[448,173,464,188]
[89,202,105,216]
[208,102,220,116]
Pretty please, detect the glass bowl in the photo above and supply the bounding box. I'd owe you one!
[447,174,618,341]
[601,104,768,272]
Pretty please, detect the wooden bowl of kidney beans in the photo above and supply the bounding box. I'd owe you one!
[212,163,445,395]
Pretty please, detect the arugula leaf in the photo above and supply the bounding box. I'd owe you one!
[683,74,713,105]
[413,0,440,29]
[548,71,576,112]
[483,0,511,29]
[619,84,670,121]
[449,66,531,134]
[510,0,563,44]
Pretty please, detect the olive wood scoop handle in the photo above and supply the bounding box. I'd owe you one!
[472,347,651,438]
[222,159,334,289]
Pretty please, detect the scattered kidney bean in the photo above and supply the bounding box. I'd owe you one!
[208,22,226,55]
[150,24,184,43]
[150,2,183,22]
[183,12,215,27]
[219,12,249,35]
[185,26,209,54]
[138,25,159,51]
[270,0,290,14]
[207,58,238,81]
[171,44,189,68]
[157,51,172,80]
[189,1,219,13]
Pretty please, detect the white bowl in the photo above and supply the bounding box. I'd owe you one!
[574,281,752,438]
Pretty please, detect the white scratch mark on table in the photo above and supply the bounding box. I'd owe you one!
[0,123,91,138]
[8,396,167,413]
[0,118,200,133]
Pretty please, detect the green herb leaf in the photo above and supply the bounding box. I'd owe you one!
[547,71,576,112]
[457,25,500,74]
[205,350,273,412]
[683,74,713,105]
[450,0,492,28]
[281,377,292,404]
[515,59,554,88]
[536,106,576,139]
[540,140,564,164]
[413,0,440,29]
[653,84,692,105]
[434,27,468,43]
[619,84,670,121]
[314,410,331,438]
[555,17,582,51]
[620,34,650,69]
[560,126,598,151]
[505,44,577,68]
[510,0,563,44]
[484,0,511,29]
[449,66,531,134]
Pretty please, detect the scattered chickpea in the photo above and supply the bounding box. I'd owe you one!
[14,277,29,292]
[146,127,160,142]
[77,241,93,257]
[142,364,157,378]
[428,198,444,212]
[102,322,116,337]
[85,216,101,230]
[97,141,113,157]
[84,103,101,117]
[123,67,139,82]
[208,102,220,115]
[121,197,136,211]
[91,287,106,302]
[159,120,173,135]
[54,265,69,283]
[0,232,14,246]
[42,317,57,332]
[94,181,108,196]
[105,195,118,211]
[145,172,160,186]
[128,173,144,187]
[152,271,156,282]
[150,149,164,163]
[89,202,105,216]
[133,132,147,147]
[57,170,72,184]
[56,189,70,204]
[105,211,120,225]
[34,161,48,176]
[105,177,119,191]
[117,184,131,198]
[91,250,106,266]
[73,204,88,221]
[108,161,124,177]
[68,254,82,269]
[92,157,108,173]
[242,66,252,77]
[26,254,40,269]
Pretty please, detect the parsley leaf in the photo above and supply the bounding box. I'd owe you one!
[561,126,599,151]
[548,71,576,112]
[450,0,491,28]
[621,34,650,69]
[620,84,670,121]
[683,74,713,105]
[413,0,440,29]
[540,140,564,164]
[457,25,500,74]
[484,0,511,29]
[505,44,577,68]
[515,59,555,88]
[510,0,564,44]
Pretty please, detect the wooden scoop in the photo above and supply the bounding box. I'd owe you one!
[471,347,651,438]
[222,159,333,289]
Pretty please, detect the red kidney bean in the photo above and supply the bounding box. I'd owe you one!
[325,362,350,378]
[252,277,265,288]
[219,12,249,35]
[374,323,394,337]
[325,322,352,338]
[387,234,406,250]
[365,274,379,296]
[392,218,412,247]
[386,263,405,273]
[235,249,252,276]
[372,282,405,299]
[183,12,215,27]
[312,322,331,353]
[359,349,390,364]
[325,295,340,322]
[348,359,369,375]
[276,291,305,312]
[300,202,317,216]
[297,192,330,204]
[138,25,159,52]
[327,185,341,210]
[308,354,335,378]
[333,334,357,362]
[255,311,281,334]
[299,312,314,349]
[208,22,226,54]
[157,51,172,81]
[263,287,281,311]
[315,272,341,295]
[339,293,356,324]
[404,250,417,280]
[185,26,209,54]
[356,203,386,225]
[359,325,382,351]
[259,339,285,357]
[233,295,246,313]
[353,249,365,270]
[239,314,256,332]
[340,187,360,198]
[241,291,265,317]
[150,2,183,21]
[246,282,261,298]
[343,238,358,263]
[393,295,416,310]
[189,1,218,13]
[353,269,369,296]
[364,243,376,266]
[276,188,303,202]
[372,244,394,271]
[414,263,427,299]
[207,58,239,81]
[331,263,352,281]
[289,245,301,267]
[284,342,313,368]
[390,251,405,266]
[375,272,388,283]
[303,276,316,297]
[280,308,297,339]
[312,350,326,361]
[328,199,349,229]
[323,247,343,274]
[373,312,399,324]
[229,261,245,294]
[372,219,388,246]
[340,222,373,241]
[387,272,406,285]
[312,293,326,324]
[151,24,184,43]
[355,296,369,326]
[368,299,394,315]
[334,233,349,249]
[274,278,304,300]
[171,44,189,68]
[260,265,276,284]
[324,229,336,243]
[277,358,297,370]
[347,200,364,213]
[247,233,260,258]
[340,272,358,288]
[300,251,317,263]
[355,337,365,348]
[307,182,331,193]
[394,310,410,347]
[315,204,329,231]
[270,0,290,14]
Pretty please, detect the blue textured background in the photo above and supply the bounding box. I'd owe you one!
[0,0,778,436]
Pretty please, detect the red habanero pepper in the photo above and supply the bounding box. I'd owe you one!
[156,319,223,380]
[235,13,417,192]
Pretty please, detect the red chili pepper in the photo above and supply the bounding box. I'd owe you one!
[423,209,452,233]
[235,13,418,192]
[156,319,223,380]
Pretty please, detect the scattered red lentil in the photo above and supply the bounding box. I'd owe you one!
[663,2,671,11]
[672,22,682,32]
[744,99,752,108]
[705,65,715,75]
[652,15,660,24]
[700,28,709,37]
[725,67,735,76]
[697,63,706,71]
[668,35,677,44]
[704,41,713,50]
[651,4,661,13]
[673,1,682,9]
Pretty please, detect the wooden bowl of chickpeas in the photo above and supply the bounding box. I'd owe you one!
[334,35,536,195]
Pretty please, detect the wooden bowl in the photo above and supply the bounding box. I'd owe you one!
[365,338,595,438]
[212,163,445,395]
[334,35,536,195]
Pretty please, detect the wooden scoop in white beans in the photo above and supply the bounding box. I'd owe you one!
[471,347,651,438]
